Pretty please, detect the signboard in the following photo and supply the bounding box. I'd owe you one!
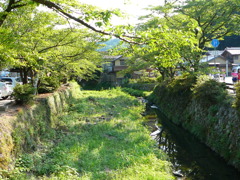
[211,39,220,48]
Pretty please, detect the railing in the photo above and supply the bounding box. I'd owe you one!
[225,83,235,92]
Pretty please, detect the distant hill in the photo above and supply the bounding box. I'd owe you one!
[97,38,121,52]
[98,35,240,52]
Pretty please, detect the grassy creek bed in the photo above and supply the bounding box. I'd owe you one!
[2,88,174,180]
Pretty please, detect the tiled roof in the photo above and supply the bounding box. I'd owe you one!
[103,55,123,62]
[224,47,240,55]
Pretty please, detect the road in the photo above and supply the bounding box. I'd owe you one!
[220,76,233,84]
[0,99,14,112]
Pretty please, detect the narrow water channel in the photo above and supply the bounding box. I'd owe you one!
[146,108,240,180]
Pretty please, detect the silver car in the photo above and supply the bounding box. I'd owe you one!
[0,82,12,99]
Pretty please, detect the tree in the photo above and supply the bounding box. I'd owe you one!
[0,0,139,43]
[117,23,198,80]
[116,0,240,79]
[1,7,103,89]
[164,0,240,69]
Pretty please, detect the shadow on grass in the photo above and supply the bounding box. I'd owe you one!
[30,91,165,179]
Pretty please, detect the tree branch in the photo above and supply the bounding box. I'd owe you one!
[0,0,27,26]
[32,0,141,44]
[38,41,75,53]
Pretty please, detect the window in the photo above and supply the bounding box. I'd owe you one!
[233,55,239,61]
[120,60,125,66]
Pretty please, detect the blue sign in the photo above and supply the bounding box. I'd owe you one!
[211,39,220,48]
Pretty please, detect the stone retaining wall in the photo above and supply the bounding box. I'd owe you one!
[152,85,240,170]
[0,83,78,169]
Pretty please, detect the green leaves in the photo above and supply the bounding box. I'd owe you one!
[0,6,104,86]
[116,0,240,80]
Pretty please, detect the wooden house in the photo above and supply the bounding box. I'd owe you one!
[101,55,128,85]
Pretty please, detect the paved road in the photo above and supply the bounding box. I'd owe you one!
[220,76,233,84]
[0,99,14,111]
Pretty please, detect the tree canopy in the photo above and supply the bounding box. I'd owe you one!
[116,0,240,79]
[0,2,105,90]
[1,0,240,85]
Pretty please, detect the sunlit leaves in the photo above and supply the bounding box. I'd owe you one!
[120,0,240,79]
[0,7,103,83]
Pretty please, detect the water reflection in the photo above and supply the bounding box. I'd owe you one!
[147,109,240,180]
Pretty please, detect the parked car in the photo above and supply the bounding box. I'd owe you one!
[0,82,12,99]
[0,77,22,89]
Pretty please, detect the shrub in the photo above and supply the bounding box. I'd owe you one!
[123,83,156,91]
[121,87,151,97]
[129,77,158,84]
[167,73,197,96]
[12,84,35,104]
[192,75,228,107]
[233,83,240,112]
[38,76,60,93]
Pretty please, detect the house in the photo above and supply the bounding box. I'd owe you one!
[201,48,240,76]
[221,47,240,64]
[201,50,223,63]
[221,47,240,75]
[207,55,230,75]
[101,55,128,85]
[201,50,228,75]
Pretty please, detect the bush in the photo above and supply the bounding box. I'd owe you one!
[121,87,151,97]
[192,75,228,107]
[38,76,60,93]
[129,77,158,84]
[234,83,240,112]
[123,83,156,91]
[167,73,197,96]
[13,84,35,104]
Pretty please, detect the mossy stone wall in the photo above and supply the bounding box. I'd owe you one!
[152,85,240,170]
[0,83,78,169]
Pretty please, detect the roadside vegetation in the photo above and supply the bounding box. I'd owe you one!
[1,88,174,180]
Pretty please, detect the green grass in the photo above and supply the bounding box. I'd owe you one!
[2,88,173,180]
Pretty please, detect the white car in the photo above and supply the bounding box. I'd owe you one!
[0,82,12,99]
[0,77,22,89]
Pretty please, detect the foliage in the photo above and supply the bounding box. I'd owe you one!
[167,0,240,68]
[121,87,151,98]
[167,73,196,96]
[148,73,197,124]
[192,75,228,107]
[124,82,156,91]
[0,5,104,87]
[129,77,157,84]
[38,76,61,93]
[113,0,240,80]
[12,84,35,104]
[233,83,240,113]
[118,23,199,80]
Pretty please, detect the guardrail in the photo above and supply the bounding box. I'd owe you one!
[225,83,235,92]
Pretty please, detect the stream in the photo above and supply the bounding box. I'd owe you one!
[146,108,240,180]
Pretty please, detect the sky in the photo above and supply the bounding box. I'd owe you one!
[80,0,165,25]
